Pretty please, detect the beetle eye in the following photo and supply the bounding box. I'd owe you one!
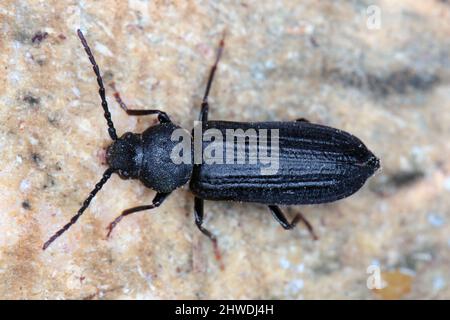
[118,170,130,179]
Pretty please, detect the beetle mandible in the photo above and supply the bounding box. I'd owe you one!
[43,30,380,259]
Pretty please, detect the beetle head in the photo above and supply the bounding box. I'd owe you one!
[106,132,142,179]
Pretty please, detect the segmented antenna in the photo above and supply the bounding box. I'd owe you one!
[42,168,114,250]
[77,29,118,140]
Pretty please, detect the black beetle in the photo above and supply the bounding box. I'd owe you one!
[43,30,380,257]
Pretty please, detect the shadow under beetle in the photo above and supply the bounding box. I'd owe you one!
[43,30,380,259]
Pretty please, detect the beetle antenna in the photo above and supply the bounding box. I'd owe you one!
[77,29,118,141]
[42,168,115,250]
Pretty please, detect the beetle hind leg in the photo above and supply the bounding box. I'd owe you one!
[194,197,224,269]
[268,205,318,240]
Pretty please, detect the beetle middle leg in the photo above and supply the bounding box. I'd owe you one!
[106,192,171,237]
[109,82,171,123]
[198,32,226,122]
[268,205,318,240]
[194,197,224,268]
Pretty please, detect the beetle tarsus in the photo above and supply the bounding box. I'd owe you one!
[194,197,224,270]
[295,212,319,240]
[109,82,129,112]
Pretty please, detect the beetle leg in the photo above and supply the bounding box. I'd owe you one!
[296,118,310,122]
[199,32,226,122]
[109,82,171,123]
[269,205,298,229]
[123,109,171,123]
[199,103,209,122]
[106,192,171,238]
[268,205,318,240]
[194,197,223,268]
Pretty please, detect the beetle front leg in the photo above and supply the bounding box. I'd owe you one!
[109,82,171,123]
[268,205,318,240]
[106,192,171,237]
[194,197,223,268]
[123,108,171,123]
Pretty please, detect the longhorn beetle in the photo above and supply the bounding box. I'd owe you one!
[43,30,380,261]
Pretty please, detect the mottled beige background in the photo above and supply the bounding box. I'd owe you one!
[0,0,449,299]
